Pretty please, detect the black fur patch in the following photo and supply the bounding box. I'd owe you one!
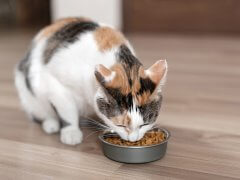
[18,52,34,95]
[106,88,133,110]
[139,94,162,123]
[96,86,135,118]
[50,103,70,128]
[117,45,142,87]
[44,21,99,64]
[118,45,142,68]
[137,77,156,95]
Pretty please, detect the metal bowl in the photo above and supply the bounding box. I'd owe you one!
[99,127,170,163]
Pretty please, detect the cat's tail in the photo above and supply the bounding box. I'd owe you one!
[14,57,45,122]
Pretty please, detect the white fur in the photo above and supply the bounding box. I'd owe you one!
[15,24,128,145]
[127,100,144,142]
[94,90,153,142]
[94,88,129,141]
[42,118,60,134]
[15,23,164,145]
[60,126,83,145]
[128,100,143,129]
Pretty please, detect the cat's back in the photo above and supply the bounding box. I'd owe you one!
[27,17,132,90]
[22,17,132,102]
[15,18,137,116]
[33,17,128,67]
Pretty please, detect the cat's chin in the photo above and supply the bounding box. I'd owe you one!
[116,131,144,142]
[128,131,139,142]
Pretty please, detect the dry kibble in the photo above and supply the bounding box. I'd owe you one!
[105,131,165,146]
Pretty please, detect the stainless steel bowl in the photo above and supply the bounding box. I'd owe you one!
[99,128,170,163]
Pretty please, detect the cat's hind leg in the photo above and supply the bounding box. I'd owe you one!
[42,118,60,134]
[15,69,60,134]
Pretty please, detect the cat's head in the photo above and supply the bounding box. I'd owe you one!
[94,59,167,142]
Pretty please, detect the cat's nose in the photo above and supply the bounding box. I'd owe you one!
[128,131,139,142]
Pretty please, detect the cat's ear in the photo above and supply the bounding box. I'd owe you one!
[95,64,116,85]
[145,59,168,86]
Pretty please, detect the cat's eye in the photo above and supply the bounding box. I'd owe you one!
[116,124,126,128]
[140,123,150,128]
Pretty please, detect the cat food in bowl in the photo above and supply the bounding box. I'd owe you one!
[105,131,165,146]
[99,127,170,163]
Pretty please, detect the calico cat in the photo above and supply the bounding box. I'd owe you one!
[15,17,168,145]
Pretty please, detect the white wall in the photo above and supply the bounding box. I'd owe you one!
[51,0,122,30]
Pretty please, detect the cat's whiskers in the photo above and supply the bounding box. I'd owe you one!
[80,117,109,131]
[83,130,102,141]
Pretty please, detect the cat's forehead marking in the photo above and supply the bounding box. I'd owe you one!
[104,64,142,96]
[104,45,157,106]
[36,17,90,41]
[106,64,157,106]
[97,45,159,120]
[103,71,157,109]
[107,64,131,94]
[94,27,126,52]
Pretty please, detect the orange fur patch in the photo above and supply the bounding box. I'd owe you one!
[132,66,144,94]
[98,62,157,107]
[106,64,144,96]
[111,115,123,125]
[136,91,151,106]
[104,64,131,95]
[97,64,112,77]
[138,66,146,78]
[100,63,154,106]
[111,113,131,133]
[94,27,126,51]
[37,17,90,40]
[111,113,130,125]
[124,115,131,126]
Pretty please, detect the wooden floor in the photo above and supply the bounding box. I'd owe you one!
[0,30,240,180]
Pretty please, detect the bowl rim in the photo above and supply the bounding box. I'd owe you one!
[98,127,171,149]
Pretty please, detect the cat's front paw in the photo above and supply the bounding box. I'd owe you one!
[42,119,60,134]
[60,126,83,145]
